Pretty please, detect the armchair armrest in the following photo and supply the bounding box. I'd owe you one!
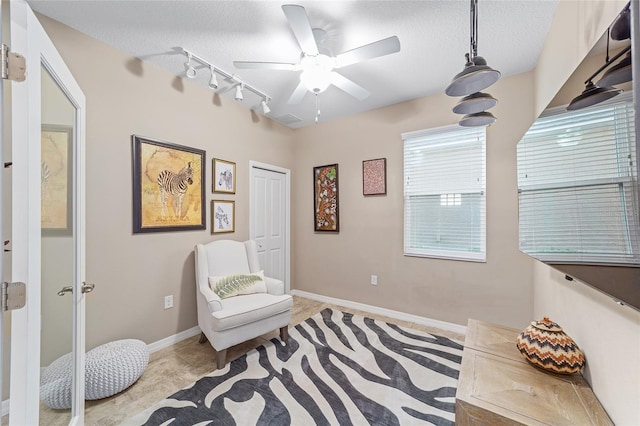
[199,284,223,312]
[264,276,285,295]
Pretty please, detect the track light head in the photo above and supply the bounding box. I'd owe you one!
[184,53,197,79]
[235,84,244,101]
[208,66,219,89]
[261,99,271,114]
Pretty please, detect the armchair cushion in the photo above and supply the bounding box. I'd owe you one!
[209,270,267,299]
[211,293,292,331]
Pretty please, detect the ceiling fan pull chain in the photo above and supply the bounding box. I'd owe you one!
[315,94,321,123]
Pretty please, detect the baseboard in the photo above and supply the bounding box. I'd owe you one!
[291,289,467,335]
[146,325,201,354]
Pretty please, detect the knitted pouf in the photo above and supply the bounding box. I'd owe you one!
[41,339,149,409]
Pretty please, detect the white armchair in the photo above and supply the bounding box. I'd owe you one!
[194,239,292,369]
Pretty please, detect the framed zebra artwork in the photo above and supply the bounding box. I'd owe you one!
[41,125,72,234]
[211,200,235,233]
[212,158,236,194]
[132,135,206,233]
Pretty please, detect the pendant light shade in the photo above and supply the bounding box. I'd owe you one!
[567,81,621,111]
[446,56,501,97]
[610,4,630,41]
[452,91,498,115]
[459,111,496,127]
[596,52,632,87]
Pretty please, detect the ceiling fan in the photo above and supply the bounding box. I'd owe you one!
[234,4,401,104]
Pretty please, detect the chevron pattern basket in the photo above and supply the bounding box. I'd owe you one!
[516,317,585,375]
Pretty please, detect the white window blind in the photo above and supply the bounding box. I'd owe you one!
[517,93,640,264]
[403,125,486,261]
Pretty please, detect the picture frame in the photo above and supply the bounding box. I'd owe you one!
[313,163,339,232]
[213,158,236,194]
[211,200,235,233]
[362,158,387,196]
[132,135,206,233]
[41,125,73,234]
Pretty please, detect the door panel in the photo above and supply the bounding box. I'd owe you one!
[250,164,289,292]
[9,1,86,424]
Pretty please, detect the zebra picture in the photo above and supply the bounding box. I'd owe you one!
[213,158,236,193]
[218,169,233,191]
[214,206,229,229]
[157,162,194,219]
[212,200,235,233]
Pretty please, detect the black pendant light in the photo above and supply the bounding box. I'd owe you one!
[567,81,621,111]
[597,51,632,87]
[453,92,498,115]
[610,3,631,41]
[445,0,501,97]
[459,111,497,127]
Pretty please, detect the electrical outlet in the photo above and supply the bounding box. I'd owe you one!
[164,295,173,309]
[371,275,378,285]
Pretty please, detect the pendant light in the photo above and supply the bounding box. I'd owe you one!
[567,27,630,111]
[445,0,501,97]
[459,111,497,127]
[452,92,497,115]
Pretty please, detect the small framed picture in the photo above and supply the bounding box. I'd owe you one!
[211,200,235,233]
[213,158,236,194]
[362,158,387,196]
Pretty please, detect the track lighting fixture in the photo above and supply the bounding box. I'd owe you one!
[234,83,244,102]
[181,48,271,107]
[208,66,218,90]
[185,53,197,79]
[261,99,271,115]
[445,0,501,97]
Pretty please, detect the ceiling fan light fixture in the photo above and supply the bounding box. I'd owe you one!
[596,52,632,87]
[452,91,498,115]
[459,111,497,127]
[300,69,332,93]
[234,84,244,101]
[567,81,621,111]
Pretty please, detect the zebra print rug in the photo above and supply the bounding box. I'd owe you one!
[126,308,464,426]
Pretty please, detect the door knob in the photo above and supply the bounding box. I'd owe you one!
[81,282,95,294]
[57,286,73,296]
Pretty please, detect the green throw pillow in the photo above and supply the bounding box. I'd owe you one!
[209,270,267,299]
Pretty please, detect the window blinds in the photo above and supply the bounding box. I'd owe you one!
[517,93,639,264]
[403,125,486,261]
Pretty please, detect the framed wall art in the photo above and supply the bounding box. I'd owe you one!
[363,158,387,196]
[132,135,206,233]
[41,125,72,234]
[313,163,339,232]
[213,158,236,194]
[212,200,235,233]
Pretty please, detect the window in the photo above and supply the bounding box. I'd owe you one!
[403,125,486,261]
[517,93,639,264]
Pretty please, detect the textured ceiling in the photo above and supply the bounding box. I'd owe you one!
[28,0,559,129]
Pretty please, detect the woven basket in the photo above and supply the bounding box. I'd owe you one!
[515,317,585,374]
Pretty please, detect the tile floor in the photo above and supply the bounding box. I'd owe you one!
[30,296,464,425]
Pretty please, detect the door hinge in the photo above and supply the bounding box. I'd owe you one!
[2,281,26,311]
[1,44,26,82]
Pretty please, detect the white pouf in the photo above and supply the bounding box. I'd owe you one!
[41,339,149,409]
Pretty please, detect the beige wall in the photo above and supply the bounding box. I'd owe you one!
[37,15,295,349]
[532,1,639,424]
[292,72,536,328]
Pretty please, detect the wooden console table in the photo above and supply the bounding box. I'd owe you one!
[455,319,613,425]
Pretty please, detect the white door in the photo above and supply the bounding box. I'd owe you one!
[7,1,87,424]
[250,162,290,293]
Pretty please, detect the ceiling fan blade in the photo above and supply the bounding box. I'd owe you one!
[336,36,401,68]
[288,81,308,104]
[330,72,370,100]
[234,61,297,71]
[282,4,319,55]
